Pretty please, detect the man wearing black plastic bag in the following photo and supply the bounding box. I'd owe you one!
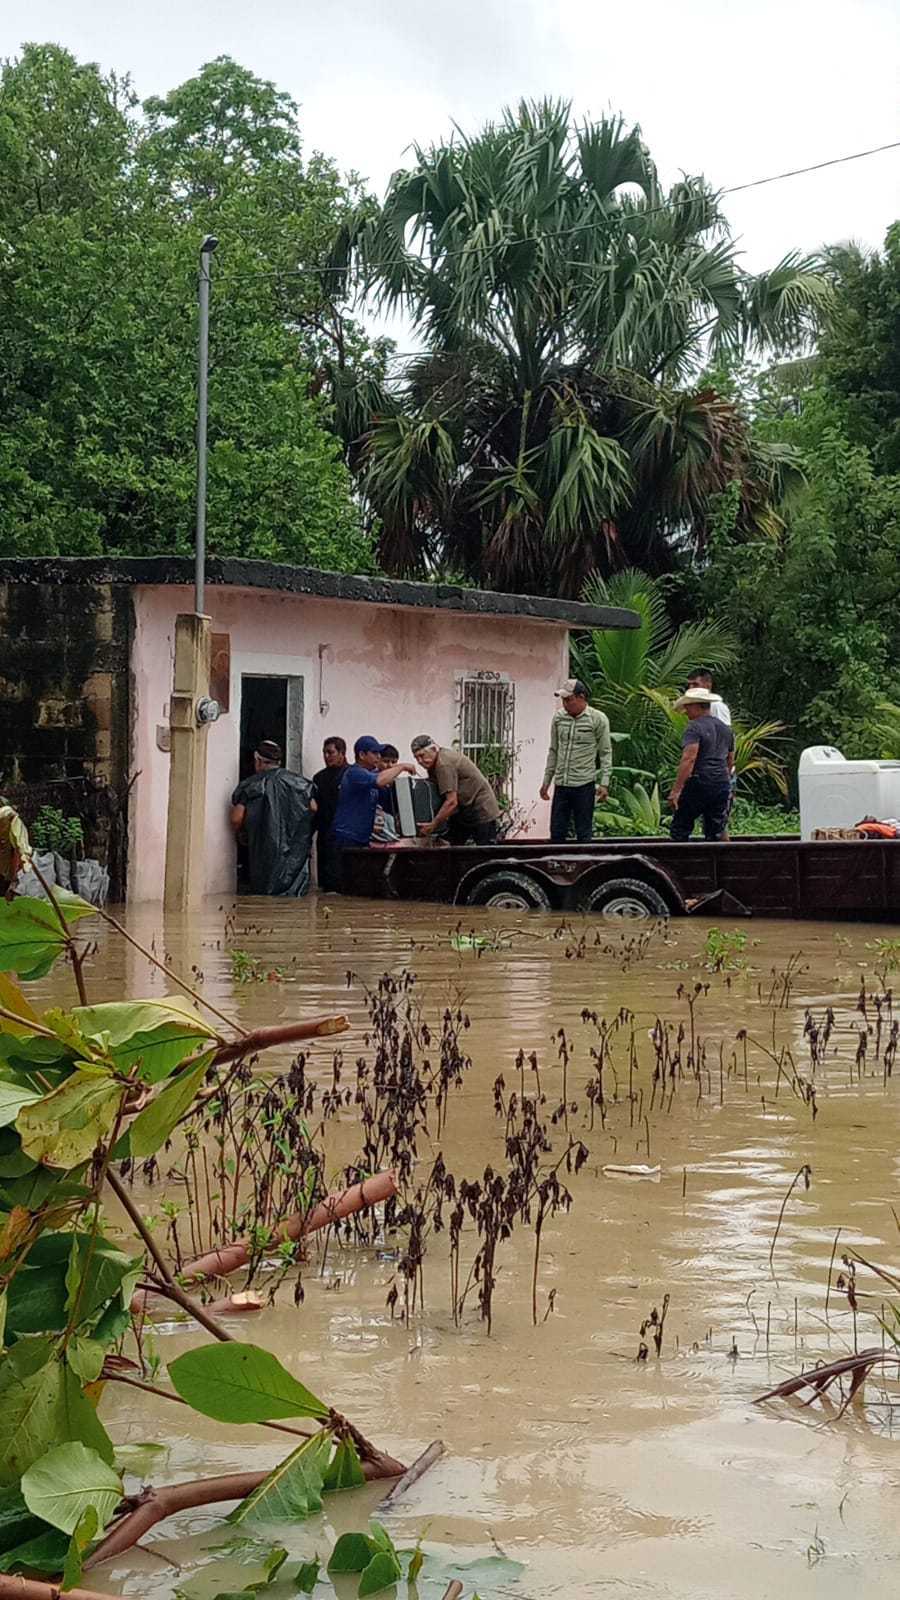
[230,740,316,896]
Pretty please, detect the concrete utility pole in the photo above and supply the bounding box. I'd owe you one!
[194,236,217,615]
[163,236,220,911]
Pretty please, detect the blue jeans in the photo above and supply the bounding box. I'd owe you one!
[550,781,595,843]
[670,777,731,841]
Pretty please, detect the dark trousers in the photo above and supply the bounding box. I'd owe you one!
[321,835,348,892]
[670,777,731,841]
[550,781,595,843]
[447,814,498,846]
[316,835,342,892]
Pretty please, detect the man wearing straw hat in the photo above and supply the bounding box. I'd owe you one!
[668,686,735,842]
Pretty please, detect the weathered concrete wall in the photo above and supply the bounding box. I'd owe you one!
[0,580,132,884]
[0,579,131,784]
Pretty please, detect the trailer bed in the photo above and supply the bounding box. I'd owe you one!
[340,836,900,921]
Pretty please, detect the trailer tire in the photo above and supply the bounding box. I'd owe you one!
[577,875,670,920]
[464,870,553,911]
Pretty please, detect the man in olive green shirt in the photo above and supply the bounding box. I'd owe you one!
[540,678,612,843]
[410,736,500,844]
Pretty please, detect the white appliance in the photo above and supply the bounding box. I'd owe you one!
[798,745,900,839]
[394,773,439,838]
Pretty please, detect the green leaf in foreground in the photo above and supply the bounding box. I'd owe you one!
[0,1076,43,1129]
[0,893,94,981]
[168,1343,329,1424]
[295,1559,319,1592]
[120,1049,214,1157]
[70,999,219,1084]
[327,1531,376,1573]
[16,1070,120,1168]
[229,1431,331,1526]
[60,1504,99,1589]
[0,1526,69,1574]
[322,1436,366,1492]
[358,1548,403,1596]
[21,1442,122,1535]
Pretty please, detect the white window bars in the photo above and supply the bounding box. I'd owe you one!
[455,671,516,799]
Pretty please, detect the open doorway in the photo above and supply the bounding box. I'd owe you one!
[236,674,305,890]
[239,676,288,780]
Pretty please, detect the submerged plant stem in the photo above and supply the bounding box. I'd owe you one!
[105,1168,234,1343]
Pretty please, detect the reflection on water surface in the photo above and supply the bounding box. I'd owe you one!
[44,898,900,1598]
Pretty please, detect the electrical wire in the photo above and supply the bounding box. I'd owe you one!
[214,139,900,285]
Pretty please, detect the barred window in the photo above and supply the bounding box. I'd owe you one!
[456,672,516,799]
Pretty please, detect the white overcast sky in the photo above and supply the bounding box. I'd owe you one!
[3,0,897,273]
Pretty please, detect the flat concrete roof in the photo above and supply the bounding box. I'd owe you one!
[0,557,640,631]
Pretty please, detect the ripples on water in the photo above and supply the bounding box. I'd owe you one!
[41,898,900,1598]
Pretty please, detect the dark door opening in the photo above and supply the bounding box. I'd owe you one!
[236,676,289,892]
[239,676,288,781]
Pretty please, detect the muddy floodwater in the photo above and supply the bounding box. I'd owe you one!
[41,897,900,1598]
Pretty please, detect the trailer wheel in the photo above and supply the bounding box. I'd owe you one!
[464,870,553,911]
[577,875,670,920]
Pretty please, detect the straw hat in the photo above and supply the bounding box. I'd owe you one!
[674,686,722,711]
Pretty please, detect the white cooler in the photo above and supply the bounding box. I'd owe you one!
[798,745,900,839]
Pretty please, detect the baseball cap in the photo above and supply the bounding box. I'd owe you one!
[410,734,437,752]
[354,735,388,757]
[554,678,588,698]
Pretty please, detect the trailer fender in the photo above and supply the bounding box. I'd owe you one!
[454,860,556,910]
[573,855,685,917]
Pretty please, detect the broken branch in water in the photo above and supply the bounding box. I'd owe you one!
[0,1579,117,1600]
[86,1438,406,1571]
[379,1438,445,1505]
[85,1471,272,1567]
[754,1346,892,1411]
[209,1015,350,1066]
[181,1168,401,1283]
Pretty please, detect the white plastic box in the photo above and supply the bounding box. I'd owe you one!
[798,745,900,840]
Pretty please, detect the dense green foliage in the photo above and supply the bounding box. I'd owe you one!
[329,99,829,593]
[0,46,374,568]
[691,227,900,772]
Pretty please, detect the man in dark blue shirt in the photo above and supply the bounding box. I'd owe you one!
[668,688,735,841]
[328,736,415,889]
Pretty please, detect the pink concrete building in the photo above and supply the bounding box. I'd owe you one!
[0,558,637,900]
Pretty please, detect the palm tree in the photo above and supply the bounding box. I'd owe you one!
[328,100,831,593]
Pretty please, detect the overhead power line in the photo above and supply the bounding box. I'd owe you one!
[217,138,900,285]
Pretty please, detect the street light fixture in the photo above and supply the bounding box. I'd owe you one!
[195,235,219,615]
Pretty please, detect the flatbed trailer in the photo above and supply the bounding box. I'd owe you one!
[340,836,900,921]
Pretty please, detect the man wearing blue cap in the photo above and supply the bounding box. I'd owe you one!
[327,737,415,891]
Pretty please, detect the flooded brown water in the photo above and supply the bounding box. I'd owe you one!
[41,898,900,1597]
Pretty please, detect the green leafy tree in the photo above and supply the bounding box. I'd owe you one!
[0,47,374,569]
[330,99,830,593]
[680,226,900,783]
[817,227,900,473]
